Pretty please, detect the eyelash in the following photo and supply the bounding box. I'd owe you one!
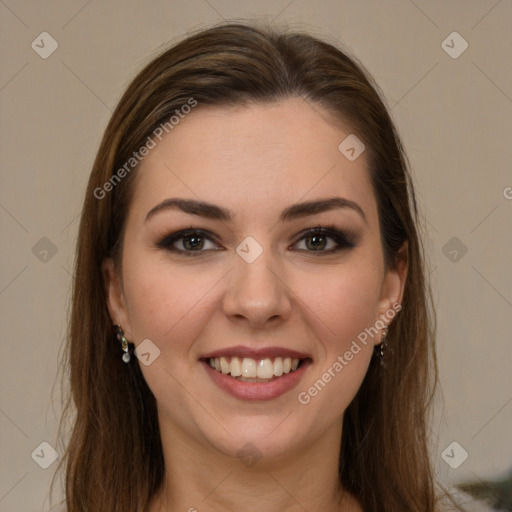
[156,225,356,257]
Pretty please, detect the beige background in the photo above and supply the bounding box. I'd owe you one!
[1,1,511,510]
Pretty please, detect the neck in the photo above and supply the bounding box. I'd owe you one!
[149,415,361,512]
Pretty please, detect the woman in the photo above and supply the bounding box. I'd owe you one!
[57,22,453,511]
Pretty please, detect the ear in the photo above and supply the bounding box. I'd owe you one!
[101,258,133,340]
[376,241,408,343]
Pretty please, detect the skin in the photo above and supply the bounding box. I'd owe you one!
[103,97,407,511]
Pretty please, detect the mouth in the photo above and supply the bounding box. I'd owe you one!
[200,346,312,401]
[205,355,308,382]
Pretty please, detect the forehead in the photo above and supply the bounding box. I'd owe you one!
[129,98,377,227]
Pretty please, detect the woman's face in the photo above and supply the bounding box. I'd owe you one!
[104,97,406,463]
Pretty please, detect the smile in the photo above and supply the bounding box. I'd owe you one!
[200,346,312,401]
[208,356,302,382]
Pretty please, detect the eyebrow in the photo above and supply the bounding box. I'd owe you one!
[145,197,367,225]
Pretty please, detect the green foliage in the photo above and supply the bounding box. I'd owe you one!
[457,470,512,511]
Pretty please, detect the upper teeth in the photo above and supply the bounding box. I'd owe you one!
[209,356,300,379]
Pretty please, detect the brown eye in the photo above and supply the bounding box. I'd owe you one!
[292,227,356,254]
[181,233,206,251]
[157,229,221,256]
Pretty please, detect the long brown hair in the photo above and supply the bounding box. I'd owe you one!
[56,21,444,511]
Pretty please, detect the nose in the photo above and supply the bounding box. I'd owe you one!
[222,249,292,329]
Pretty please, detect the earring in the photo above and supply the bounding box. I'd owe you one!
[376,325,389,368]
[115,324,131,363]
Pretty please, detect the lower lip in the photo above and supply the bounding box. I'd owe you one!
[201,360,311,401]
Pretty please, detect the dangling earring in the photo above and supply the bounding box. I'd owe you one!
[376,325,389,368]
[115,324,131,363]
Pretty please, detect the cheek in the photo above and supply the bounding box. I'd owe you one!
[299,261,383,351]
[294,261,382,411]
[121,258,221,427]
[122,254,219,356]
[297,283,379,422]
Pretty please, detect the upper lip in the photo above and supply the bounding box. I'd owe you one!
[201,345,311,360]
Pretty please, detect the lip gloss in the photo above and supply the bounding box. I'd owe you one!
[202,359,311,401]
